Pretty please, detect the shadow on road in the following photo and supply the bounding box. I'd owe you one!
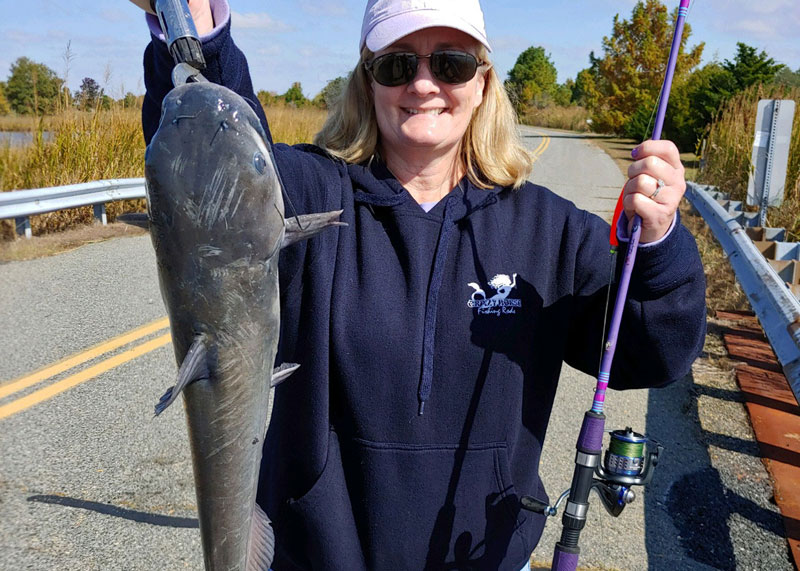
[27,494,198,528]
[644,371,787,570]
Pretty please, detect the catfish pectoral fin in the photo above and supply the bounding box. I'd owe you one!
[117,212,150,230]
[154,337,209,416]
[282,210,346,248]
[271,363,300,387]
[246,503,275,571]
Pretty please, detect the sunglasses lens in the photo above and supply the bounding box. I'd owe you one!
[368,51,480,86]
[431,51,479,84]
[371,53,416,87]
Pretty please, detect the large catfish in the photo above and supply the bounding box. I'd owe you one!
[139,80,342,570]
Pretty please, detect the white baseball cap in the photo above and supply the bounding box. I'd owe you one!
[360,0,492,53]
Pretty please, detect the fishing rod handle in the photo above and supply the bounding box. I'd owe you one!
[153,0,206,70]
[552,544,580,571]
[550,411,606,570]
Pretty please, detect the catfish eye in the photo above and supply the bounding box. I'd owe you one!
[253,152,267,174]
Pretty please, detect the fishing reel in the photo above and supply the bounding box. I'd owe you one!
[522,427,662,519]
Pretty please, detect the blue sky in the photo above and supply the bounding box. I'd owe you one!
[1,0,799,99]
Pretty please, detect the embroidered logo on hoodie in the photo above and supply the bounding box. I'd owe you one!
[467,273,521,315]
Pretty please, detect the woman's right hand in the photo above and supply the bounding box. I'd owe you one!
[127,0,214,36]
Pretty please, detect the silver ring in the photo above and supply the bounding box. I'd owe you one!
[650,178,665,200]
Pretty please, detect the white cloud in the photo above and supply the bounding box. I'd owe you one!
[728,19,775,37]
[230,12,292,32]
[299,1,349,17]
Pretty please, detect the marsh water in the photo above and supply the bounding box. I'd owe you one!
[0,131,52,147]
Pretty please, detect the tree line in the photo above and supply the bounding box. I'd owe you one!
[0,57,144,115]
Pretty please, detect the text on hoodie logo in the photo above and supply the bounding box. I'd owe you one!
[467,273,521,315]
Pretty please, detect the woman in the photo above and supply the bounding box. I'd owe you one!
[132,0,706,569]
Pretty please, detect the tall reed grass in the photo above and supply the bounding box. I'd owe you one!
[699,84,800,237]
[260,104,327,146]
[0,115,55,132]
[520,105,591,132]
[1,103,328,240]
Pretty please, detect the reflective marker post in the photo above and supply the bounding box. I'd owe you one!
[747,99,796,227]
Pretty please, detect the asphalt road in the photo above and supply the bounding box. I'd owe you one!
[0,127,791,570]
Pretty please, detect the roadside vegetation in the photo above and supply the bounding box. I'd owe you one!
[0,80,326,244]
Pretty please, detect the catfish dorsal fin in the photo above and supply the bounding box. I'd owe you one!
[282,210,346,248]
[246,503,275,571]
[154,337,209,417]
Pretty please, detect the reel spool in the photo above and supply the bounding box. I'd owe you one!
[595,427,661,488]
[604,428,646,477]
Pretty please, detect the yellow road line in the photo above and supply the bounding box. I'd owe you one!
[0,332,172,421]
[532,134,548,156]
[0,317,170,400]
[531,131,551,162]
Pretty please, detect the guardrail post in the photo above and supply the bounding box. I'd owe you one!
[15,216,31,239]
[93,203,108,226]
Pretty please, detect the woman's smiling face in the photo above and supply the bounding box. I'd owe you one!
[370,27,487,159]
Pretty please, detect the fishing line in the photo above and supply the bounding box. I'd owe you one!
[597,246,617,376]
[263,143,305,230]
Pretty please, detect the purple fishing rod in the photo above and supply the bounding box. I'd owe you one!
[520,2,690,569]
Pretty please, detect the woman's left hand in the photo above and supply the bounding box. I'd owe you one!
[623,139,686,243]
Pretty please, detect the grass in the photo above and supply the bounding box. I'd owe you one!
[0,222,147,262]
[0,114,55,132]
[520,105,591,132]
[262,104,327,146]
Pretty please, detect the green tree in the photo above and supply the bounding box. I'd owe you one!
[5,57,63,115]
[283,82,307,107]
[572,62,600,109]
[723,43,785,91]
[120,92,140,109]
[505,47,558,113]
[665,44,784,150]
[313,76,348,109]
[0,82,9,115]
[666,62,734,150]
[583,0,703,139]
[554,80,574,107]
[75,77,102,110]
[774,67,800,88]
[257,90,280,107]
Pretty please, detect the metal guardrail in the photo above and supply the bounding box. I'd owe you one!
[0,178,146,238]
[686,181,800,403]
[2,176,797,402]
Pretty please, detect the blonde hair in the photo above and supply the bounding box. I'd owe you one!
[313,46,533,189]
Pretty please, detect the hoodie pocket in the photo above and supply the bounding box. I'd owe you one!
[287,430,368,571]
[341,439,535,571]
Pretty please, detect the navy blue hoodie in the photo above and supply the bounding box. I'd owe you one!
[142,16,706,571]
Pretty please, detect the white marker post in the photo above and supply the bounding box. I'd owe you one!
[747,99,796,227]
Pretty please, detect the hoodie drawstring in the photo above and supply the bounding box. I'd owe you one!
[353,190,458,416]
[418,196,456,415]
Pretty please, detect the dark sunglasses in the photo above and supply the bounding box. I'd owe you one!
[365,50,486,87]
